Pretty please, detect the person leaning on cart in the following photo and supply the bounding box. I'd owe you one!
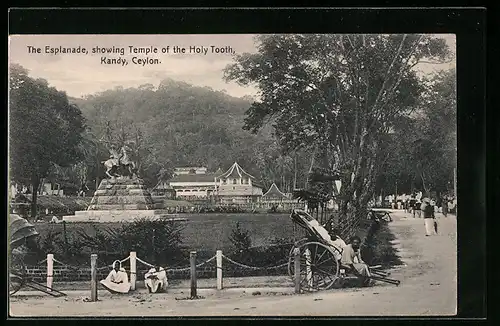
[340,236,372,286]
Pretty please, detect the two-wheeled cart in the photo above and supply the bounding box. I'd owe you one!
[287,209,400,292]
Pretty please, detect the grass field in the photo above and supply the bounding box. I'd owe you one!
[34,214,307,254]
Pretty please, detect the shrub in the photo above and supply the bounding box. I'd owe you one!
[28,218,185,267]
[119,217,185,266]
[229,221,252,253]
[36,229,63,257]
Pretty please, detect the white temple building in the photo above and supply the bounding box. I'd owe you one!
[214,162,263,204]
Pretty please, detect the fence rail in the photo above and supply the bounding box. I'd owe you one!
[12,247,294,300]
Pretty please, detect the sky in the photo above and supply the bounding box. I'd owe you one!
[9,34,456,99]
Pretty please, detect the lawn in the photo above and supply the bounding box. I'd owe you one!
[33,213,402,268]
[34,213,308,255]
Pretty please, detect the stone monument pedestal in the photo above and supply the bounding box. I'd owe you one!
[63,177,183,223]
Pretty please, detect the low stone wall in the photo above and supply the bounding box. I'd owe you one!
[22,264,288,283]
[22,265,219,283]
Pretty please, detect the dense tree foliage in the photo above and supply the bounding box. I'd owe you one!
[376,68,457,197]
[9,64,86,217]
[70,78,314,191]
[224,34,452,222]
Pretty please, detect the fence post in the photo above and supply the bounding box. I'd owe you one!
[130,251,137,291]
[216,250,223,290]
[90,254,98,302]
[62,221,68,255]
[46,253,54,291]
[190,251,197,298]
[293,248,300,294]
[305,248,312,288]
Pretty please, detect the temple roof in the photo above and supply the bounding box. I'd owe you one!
[217,162,255,180]
[263,183,288,199]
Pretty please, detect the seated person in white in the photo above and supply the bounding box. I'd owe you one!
[100,260,131,294]
[330,227,347,249]
[144,266,168,293]
[297,211,345,260]
[340,236,371,286]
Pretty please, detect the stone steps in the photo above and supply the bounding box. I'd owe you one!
[64,211,186,223]
[87,177,161,211]
[70,177,171,222]
[90,195,156,205]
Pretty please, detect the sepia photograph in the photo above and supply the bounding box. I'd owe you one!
[8,33,457,317]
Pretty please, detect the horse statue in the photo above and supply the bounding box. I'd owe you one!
[102,145,138,179]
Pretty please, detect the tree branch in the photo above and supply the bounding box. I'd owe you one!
[368,35,424,133]
[372,34,408,113]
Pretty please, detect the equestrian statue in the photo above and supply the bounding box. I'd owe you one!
[102,143,138,179]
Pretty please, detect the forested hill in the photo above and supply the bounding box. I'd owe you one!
[69,78,311,191]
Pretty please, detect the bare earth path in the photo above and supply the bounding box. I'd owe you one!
[9,211,456,317]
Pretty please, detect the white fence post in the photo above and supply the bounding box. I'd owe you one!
[46,253,54,291]
[90,254,98,302]
[216,250,223,290]
[130,251,137,291]
[305,248,312,288]
[294,248,301,294]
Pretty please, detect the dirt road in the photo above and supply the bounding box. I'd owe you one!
[9,211,456,317]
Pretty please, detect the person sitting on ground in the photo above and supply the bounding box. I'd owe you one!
[100,260,131,294]
[340,236,371,286]
[144,266,168,293]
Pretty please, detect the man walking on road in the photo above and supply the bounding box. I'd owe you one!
[421,198,436,236]
[409,196,416,217]
[441,196,448,217]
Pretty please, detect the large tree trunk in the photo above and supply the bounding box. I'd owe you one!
[305,146,317,188]
[31,174,40,219]
[420,172,430,196]
[293,154,297,190]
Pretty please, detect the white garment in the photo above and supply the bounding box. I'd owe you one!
[424,218,436,236]
[309,220,343,251]
[100,264,130,294]
[331,237,346,249]
[308,219,345,260]
[144,267,168,293]
[331,237,347,261]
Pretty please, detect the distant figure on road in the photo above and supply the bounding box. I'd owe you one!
[144,266,168,293]
[100,260,131,294]
[414,200,422,218]
[448,198,456,215]
[409,196,416,217]
[341,236,371,286]
[421,198,436,236]
[441,196,448,217]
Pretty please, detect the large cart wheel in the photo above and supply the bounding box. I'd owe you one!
[289,242,340,292]
[9,268,26,295]
[287,238,309,280]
